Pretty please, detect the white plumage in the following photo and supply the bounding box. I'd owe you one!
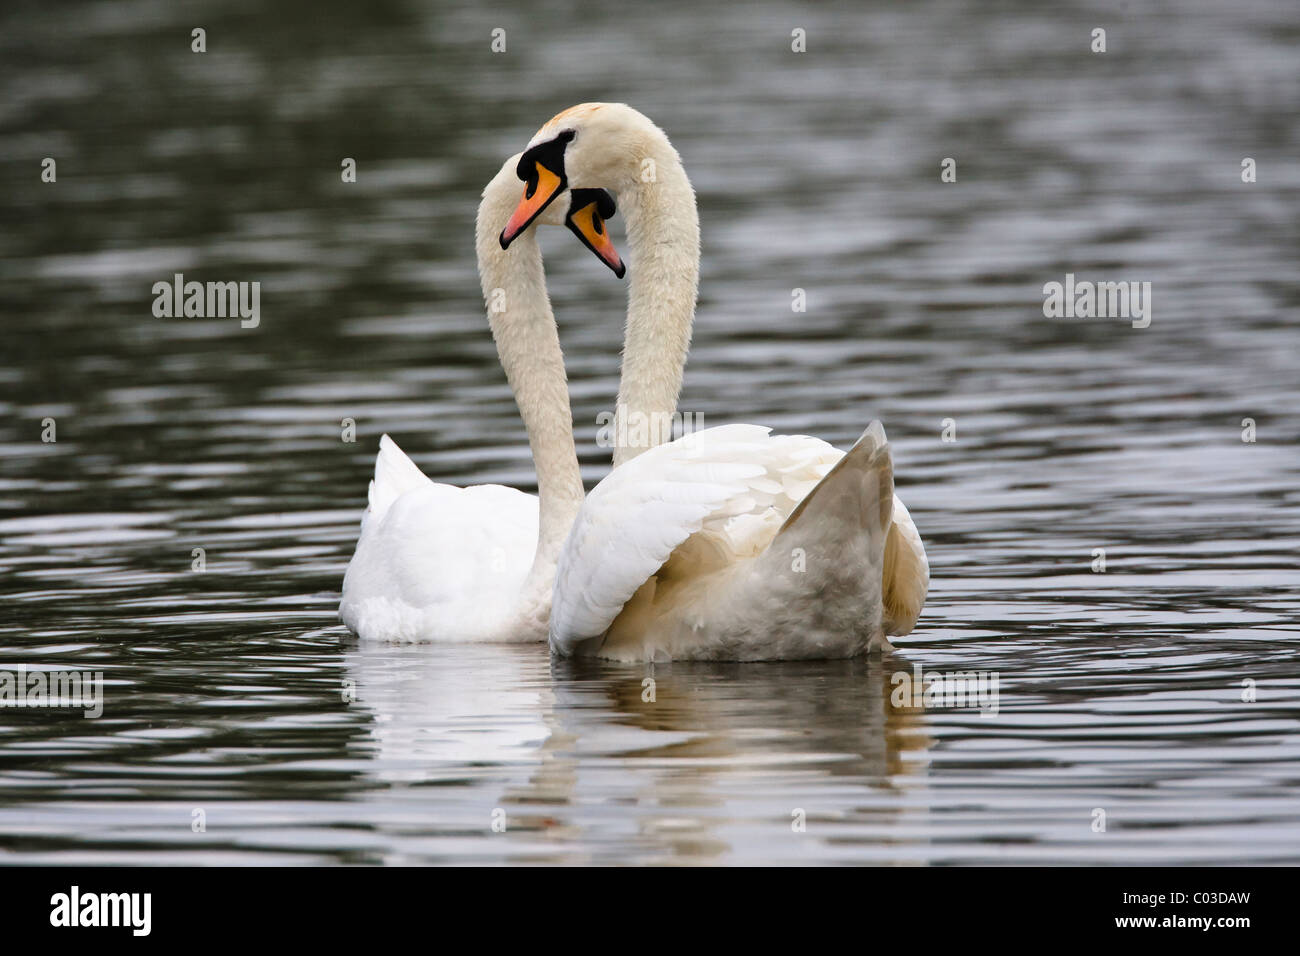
[551,424,833,645]
[340,436,541,642]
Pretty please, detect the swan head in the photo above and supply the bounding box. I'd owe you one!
[499,104,671,262]
[518,103,667,194]
[488,151,624,277]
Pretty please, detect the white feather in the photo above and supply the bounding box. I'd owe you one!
[341,436,542,643]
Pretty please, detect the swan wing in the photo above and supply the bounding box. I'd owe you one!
[772,426,929,638]
[549,424,841,653]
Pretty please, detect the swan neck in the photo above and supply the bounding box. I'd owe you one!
[476,203,583,626]
[613,138,700,468]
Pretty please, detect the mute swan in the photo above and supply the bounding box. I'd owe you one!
[501,103,930,661]
[339,157,621,642]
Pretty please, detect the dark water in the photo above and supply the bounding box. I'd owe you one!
[1,0,1298,863]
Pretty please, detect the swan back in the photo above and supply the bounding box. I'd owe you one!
[549,424,842,654]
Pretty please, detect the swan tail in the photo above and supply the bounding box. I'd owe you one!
[882,497,930,636]
[367,434,432,522]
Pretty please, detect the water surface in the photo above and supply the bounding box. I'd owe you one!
[1,0,1298,864]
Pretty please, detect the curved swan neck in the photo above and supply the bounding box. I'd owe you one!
[611,124,700,467]
[475,179,584,620]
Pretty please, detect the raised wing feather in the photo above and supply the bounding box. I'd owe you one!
[366,434,434,524]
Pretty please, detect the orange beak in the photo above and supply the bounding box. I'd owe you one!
[500,162,565,248]
[566,198,625,278]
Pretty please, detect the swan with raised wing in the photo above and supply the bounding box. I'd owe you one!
[339,156,622,642]
[500,103,929,661]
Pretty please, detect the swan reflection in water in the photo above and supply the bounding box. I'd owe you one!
[342,642,934,862]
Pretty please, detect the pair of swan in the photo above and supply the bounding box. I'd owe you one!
[340,103,928,660]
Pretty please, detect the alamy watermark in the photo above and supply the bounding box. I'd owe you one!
[596,404,704,450]
[152,273,260,328]
[0,665,103,718]
[890,664,1000,717]
[1043,273,1152,329]
[50,886,150,936]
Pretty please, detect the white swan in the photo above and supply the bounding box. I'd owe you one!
[339,157,622,642]
[501,103,930,661]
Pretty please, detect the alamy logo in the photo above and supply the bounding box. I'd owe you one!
[890,664,1000,717]
[1042,273,1152,328]
[50,886,151,936]
[0,665,103,718]
[595,403,704,450]
[152,273,260,328]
